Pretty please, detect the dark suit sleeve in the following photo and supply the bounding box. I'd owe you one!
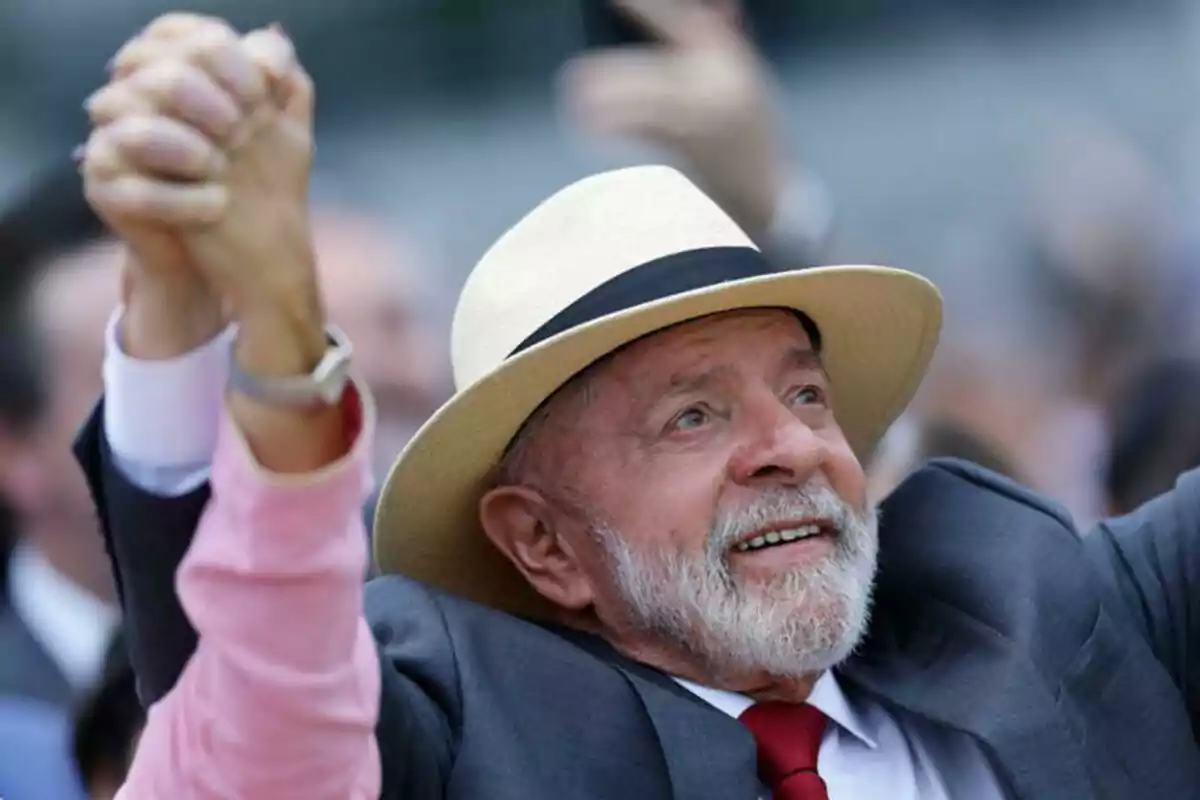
[1084,466,1200,731]
[72,401,201,707]
[364,576,461,799]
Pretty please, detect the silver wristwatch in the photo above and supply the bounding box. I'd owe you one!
[228,325,354,408]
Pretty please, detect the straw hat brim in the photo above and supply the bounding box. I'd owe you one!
[373,264,941,619]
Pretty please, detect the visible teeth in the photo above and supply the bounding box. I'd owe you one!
[736,524,827,552]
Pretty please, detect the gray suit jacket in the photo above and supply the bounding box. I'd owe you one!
[75,404,1200,799]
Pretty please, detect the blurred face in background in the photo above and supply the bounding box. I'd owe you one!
[1026,123,1175,406]
[16,240,122,601]
[0,214,444,598]
[313,212,448,479]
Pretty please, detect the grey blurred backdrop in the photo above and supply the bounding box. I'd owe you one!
[2,0,1198,306]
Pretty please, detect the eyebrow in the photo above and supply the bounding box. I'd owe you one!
[782,346,826,376]
[662,365,737,399]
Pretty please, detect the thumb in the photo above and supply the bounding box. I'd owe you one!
[278,63,315,127]
[241,25,312,124]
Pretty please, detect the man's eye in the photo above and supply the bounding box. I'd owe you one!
[671,407,710,431]
[791,385,826,406]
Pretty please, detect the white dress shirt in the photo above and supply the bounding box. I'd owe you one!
[675,673,1005,799]
[8,542,118,690]
[103,308,1007,798]
[103,313,234,495]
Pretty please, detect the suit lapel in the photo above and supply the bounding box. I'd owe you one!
[553,627,763,800]
[616,660,764,800]
[841,596,1094,800]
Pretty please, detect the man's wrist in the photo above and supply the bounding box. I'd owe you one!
[691,146,784,243]
[233,283,328,380]
[123,270,225,361]
[227,299,351,474]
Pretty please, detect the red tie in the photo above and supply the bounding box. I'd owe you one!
[739,702,829,800]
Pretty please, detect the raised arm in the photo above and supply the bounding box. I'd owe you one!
[72,10,239,703]
[559,0,835,266]
[72,317,231,706]
[119,383,381,798]
[1084,466,1200,731]
[78,17,387,796]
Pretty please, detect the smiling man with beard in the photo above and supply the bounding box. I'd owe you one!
[72,10,1200,800]
[595,482,877,683]
[504,335,881,692]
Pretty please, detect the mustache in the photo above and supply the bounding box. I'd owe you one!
[706,485,863,556]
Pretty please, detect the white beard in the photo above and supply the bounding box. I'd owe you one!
[593,485,878,681]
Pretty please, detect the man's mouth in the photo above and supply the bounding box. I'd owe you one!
[731,521,833,553]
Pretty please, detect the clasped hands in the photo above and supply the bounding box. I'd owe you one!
[83,13,345,474]
[81,13,322,347]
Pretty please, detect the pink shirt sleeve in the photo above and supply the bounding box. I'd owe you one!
[117,385,382,799]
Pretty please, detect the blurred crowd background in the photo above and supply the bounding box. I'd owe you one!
[4,0,1200,797]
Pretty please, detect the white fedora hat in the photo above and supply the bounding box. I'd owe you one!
[373,165,941,619]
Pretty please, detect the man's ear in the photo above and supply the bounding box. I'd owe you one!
[478,484,595,611]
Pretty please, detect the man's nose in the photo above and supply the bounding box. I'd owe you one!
[727,396,826,488]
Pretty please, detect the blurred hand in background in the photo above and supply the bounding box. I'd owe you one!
[560,0,785,239]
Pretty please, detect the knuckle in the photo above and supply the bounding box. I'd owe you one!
[85,129,117,161]
[85,128,115,160]
[124,116,160,152]
[197,16,238,38]
[85,180,131,216]
[186,34,238,71]
[146,12,220,37]
[110,40,139,70]
[152,63,207,110]
[84,86,115,122]
[82,182,107,209]
[294,68,315,96]
[142,13,191,38]
[193,22,239,50]
[132,61,175,97]
[158,61,192,93]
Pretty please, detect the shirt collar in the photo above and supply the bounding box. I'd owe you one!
[673,670,878,750]
[809,671,878,749]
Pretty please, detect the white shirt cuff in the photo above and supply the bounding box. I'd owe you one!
[102,308,236,469]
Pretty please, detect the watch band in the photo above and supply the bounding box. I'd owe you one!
[228,325,354,408]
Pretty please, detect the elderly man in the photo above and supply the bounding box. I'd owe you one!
[78,10,1197,800]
